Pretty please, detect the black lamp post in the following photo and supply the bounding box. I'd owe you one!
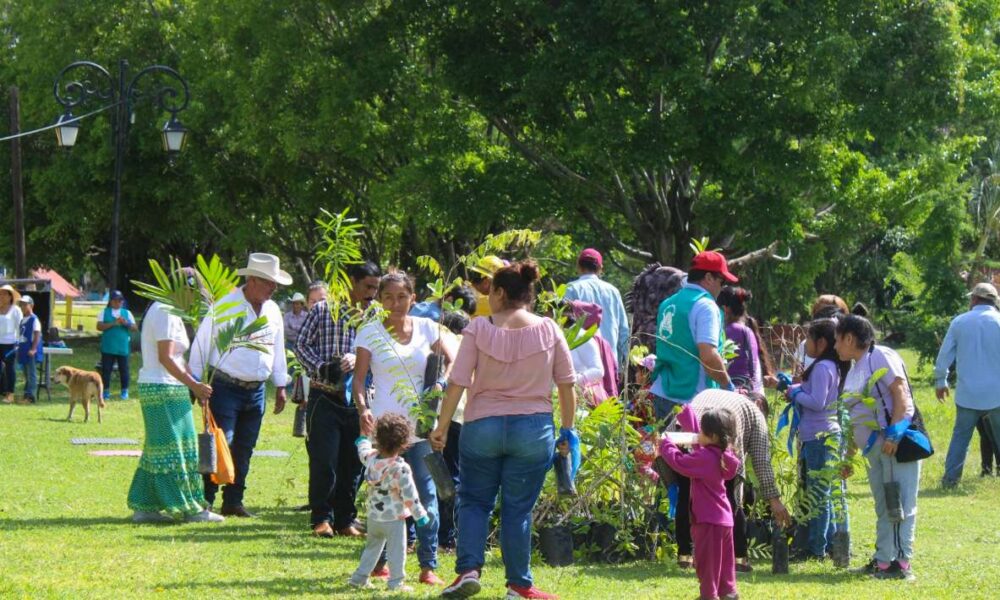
[53,59,190,292]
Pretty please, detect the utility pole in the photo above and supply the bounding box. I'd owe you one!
[9,85,27,278]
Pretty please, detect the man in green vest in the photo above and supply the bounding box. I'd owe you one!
[652,251,737,418]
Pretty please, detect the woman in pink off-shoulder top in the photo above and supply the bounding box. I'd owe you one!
[430,260,577,600]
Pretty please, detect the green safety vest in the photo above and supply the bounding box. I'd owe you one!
[653,285,725,402]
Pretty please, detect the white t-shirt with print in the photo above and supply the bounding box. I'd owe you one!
[138,302,190,385]
[355,317,441,436]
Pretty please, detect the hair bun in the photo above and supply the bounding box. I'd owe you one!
[519,260,540,283]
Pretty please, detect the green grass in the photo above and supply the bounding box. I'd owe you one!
[1,344,998,599]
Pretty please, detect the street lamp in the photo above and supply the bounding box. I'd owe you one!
[54,112,80,148]
[161,117,188,154]
[52,59,191,291]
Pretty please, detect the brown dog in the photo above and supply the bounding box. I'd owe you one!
[53,366,106,423]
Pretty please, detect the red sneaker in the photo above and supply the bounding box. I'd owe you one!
[505,584,558,599]
[419,570,444,585]
[370,565,389,580]
[442,570,481,598]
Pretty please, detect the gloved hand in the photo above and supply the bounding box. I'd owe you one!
[776,372,793,393]
[319,360,345,386]
[555,427,581,479]
[416,515,430,527]
[784,383,801,402]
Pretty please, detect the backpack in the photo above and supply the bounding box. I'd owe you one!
[626,263,685,350]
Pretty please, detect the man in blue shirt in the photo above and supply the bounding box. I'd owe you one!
[564,248,630,366]
[934,282,1000,486]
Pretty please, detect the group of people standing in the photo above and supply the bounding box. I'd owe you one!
[0,284,44,405]
[110,241,996,600]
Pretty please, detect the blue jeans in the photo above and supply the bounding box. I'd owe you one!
[404,440,439,570]
[801,438,838,557]
[19,360,38,400]
[652,396,682,421]
[456,413,554,588]
[202,377,266,507]
[943,405,1000,485]
[100,353,130,396]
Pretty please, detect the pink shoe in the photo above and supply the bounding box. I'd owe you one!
[420,570,445,585]
[505,584,558,599]
[442,570,481,598]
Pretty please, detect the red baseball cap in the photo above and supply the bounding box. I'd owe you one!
[691,251,738,283]
[578,248,603,268]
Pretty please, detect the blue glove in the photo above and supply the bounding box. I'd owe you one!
[776,372,793,393]
[555,427,581,479]
[416,515,429,527]
[724,381,736,392]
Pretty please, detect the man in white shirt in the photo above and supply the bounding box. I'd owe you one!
[190,253,291,517]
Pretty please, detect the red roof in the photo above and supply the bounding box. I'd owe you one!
[31,268,83,299]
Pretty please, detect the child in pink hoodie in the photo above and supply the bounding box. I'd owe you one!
[349,413,428,592]
[660,408,741,600]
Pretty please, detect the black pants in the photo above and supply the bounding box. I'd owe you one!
[726,477,748,559]
[306,389,363,529]
[675,475,747,559]
[978,416,1000,476]
[676,475,692,555]
[0,344,15,394]
[100,353,130,394]
[438,423,463,547]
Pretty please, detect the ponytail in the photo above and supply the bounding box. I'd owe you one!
[745,315,775,379]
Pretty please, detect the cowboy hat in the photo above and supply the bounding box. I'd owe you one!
[468,255,505,279]
[290,292,306,304]
[0,284,21,304]
[237,253,293,286]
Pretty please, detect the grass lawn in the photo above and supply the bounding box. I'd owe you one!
[1,342,998,599]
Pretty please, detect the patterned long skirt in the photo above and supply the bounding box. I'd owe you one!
[127,383,206,515]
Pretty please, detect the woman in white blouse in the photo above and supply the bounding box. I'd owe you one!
[0,285,23,404]
[353,271,455,586]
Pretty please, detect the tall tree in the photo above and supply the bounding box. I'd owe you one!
[412,0,968,270]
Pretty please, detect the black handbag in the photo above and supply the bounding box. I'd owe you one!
[869,348,934,463]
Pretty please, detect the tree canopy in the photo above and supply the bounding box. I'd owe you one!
[1,0,999,333]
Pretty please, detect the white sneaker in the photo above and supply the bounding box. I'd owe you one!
[132,511,175,524]
[185,510,225,523]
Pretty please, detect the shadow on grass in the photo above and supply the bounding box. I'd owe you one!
[257,548,359,561]
[919,484,975,498]
[0,516,134,530]
[158,575,420,598]
[157,575,341,596]
[576,561,861,585]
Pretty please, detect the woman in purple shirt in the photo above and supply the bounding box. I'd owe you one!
[717,287,775,394]
[784,318,850,559]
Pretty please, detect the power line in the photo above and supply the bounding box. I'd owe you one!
[0,102,119,143]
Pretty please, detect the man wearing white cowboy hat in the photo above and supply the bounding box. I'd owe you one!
[935,281,1000,486]
[190,252,292,517]
[284,292,309,346]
